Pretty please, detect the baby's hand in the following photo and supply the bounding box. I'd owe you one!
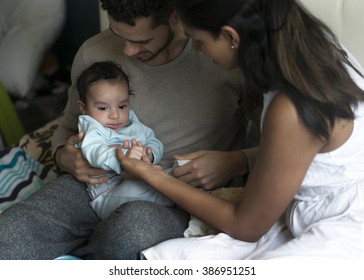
[142,146,154,163]
[126,145,144,160]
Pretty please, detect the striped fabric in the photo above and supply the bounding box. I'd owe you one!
[0,145,56,213]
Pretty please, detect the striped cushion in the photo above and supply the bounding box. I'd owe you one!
[0,145,56,213]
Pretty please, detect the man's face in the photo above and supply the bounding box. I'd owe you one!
[109,16,174,65]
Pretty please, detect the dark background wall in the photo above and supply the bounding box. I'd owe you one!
[55,0,101,68]
[15,0,102,133]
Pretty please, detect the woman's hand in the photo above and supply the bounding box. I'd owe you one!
[116,146,163,182]
[55,132,111,184]
[172,150,248,190]
[122,138,153,163]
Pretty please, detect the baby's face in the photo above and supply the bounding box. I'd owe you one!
[83,80,130,131]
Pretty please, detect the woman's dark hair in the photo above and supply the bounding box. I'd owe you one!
[173,0,364,141]
[77,61,132,103]
[100,0,173,27]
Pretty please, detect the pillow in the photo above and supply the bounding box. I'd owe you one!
[0,0,66,98]
[0,145,56,213]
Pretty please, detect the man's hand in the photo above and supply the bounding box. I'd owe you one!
[55,132,111,184]
[172,150,247,190]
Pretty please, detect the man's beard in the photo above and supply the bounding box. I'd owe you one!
[140,26,174,62]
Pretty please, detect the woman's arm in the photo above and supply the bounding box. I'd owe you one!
[117,92,325,242]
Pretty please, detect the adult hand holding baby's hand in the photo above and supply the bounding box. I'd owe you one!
[116,146,162,182]
[123,138,153,163]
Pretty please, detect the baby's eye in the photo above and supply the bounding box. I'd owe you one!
[119,105,128,110]
[97,107,107,111]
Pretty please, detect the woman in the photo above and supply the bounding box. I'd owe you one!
[116,0,364,259]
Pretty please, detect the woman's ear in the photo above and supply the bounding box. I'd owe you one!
[221,25,240,49]
[78,100,86,114]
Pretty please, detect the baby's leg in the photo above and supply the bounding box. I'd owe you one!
[91,179,174,220]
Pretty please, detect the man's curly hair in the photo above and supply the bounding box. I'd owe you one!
[100,0,173,27]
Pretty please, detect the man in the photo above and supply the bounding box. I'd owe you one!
[0,0,253,259]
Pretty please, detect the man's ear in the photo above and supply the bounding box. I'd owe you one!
[170,10,179,24]
[221,25,240,49]
[78,100,86,114]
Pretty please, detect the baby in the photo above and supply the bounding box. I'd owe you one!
[76,61,173,220]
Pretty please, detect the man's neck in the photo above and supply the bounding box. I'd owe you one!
[146,25,189,66]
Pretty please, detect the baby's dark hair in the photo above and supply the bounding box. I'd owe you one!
[77,61,133,102]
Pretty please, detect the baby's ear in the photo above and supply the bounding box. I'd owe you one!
[78,100,86,114]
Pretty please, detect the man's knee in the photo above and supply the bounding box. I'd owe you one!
[87,201,189,259]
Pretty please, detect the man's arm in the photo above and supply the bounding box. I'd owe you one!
[51,43,86,157]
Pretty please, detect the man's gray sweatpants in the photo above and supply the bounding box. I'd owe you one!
[0,174,189,259]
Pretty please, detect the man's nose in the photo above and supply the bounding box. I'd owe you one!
[123,41,141,57]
